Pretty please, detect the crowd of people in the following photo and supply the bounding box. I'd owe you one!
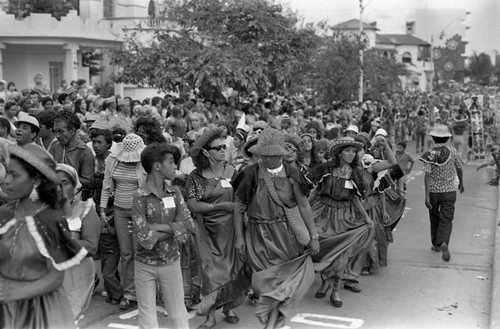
[0,73,496,329]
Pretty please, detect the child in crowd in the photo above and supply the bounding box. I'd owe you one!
[395,141,414,190]
[477,145,500,186]
[132,144,194,329]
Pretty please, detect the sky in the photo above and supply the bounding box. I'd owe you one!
[283,0,500,57]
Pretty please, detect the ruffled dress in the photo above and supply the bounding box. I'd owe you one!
[63,199,99,320]
[232,163,315,326]
[186,166,250,315]
[0,203,87,329]
[309,163,374,283]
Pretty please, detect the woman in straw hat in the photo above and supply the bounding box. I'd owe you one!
[100,133,147,310]
[186,128,250,329]
[232,128,319,329]
[0,144,87,328]
[307,137,374,308]
[57,163,100,322]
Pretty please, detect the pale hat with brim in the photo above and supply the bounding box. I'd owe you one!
[114,133,145,163]
[90,118,111,131]
[56,163,82,192]
[15,115,40,130]
[9,144,60,183]
[429,124,452,138]
[190,127,224,161]
[345,125,359,134]
[375,128,387,137]
[248,128,290,157]
[329,136,364,155]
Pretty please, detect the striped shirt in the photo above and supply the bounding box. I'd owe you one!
[113,162,140,209]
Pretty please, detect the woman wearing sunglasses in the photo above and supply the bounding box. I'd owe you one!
[186,127,249,329]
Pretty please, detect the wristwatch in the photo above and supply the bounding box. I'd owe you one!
[311,234,319,240]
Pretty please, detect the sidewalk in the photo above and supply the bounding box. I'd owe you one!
[489,179,500,329]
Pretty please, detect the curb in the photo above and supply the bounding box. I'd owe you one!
[489,185,500,329]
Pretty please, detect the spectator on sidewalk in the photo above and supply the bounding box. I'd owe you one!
[420,124,464,262]
[132,143,193,329]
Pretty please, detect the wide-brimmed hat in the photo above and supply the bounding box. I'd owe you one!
[329,136,364,155]
[56,163,82,192]
[15,115,40,131]
[284,133,305,154]
[248,128,290,157]
[429,124,452,138]
[190,127,223,160]
[115,133,145,163]
[9,144,60,183]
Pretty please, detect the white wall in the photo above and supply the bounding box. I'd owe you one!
[114,0,148,17]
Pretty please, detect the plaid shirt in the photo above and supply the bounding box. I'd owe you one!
[420,145,461,193]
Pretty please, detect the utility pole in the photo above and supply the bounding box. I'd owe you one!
[359,0,364,103]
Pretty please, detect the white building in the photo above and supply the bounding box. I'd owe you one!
[0,0,160,96]
[331,18,432,92]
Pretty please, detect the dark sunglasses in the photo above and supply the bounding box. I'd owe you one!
[207,144,226,151]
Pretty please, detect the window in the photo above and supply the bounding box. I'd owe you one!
[402,52,412,64]
[103,0,115,18]
[49,62,64,93]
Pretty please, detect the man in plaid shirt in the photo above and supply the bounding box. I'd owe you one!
[420,125,464,262]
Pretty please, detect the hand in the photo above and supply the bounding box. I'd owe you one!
[383,212,390,225]
[235,236,246,256]
[308,238,320,256]
[365,216,374,228]
[425,198,432,209]
[459,183,465,194]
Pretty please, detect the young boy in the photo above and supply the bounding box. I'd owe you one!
[395,141,415,190]
[132,144,194,329]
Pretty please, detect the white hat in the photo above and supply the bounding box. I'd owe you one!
[345,125,359,134]
[375,128,387,137]
[15,115,40,130]
[429,125,452,138]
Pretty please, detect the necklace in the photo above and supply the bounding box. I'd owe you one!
[267,164,283,175]
[10,202,47,255]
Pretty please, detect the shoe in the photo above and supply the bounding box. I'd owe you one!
[431,246,440,252]
[344,282,361,293]
[361,268,370,276]
[101,291,108,297]
[385,230,394,243]
[106,297,122,305]
[224,311,240,324]
[329,291,343,308]
[315,281,331,298]
[440,242,451,262]
[119,298,137,310]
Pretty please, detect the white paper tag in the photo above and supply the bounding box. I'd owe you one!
[221,179,232,188]
[345,180,354,189]
[162,196,176,209]
[67,217,82,231]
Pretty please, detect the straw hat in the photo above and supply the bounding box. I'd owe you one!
[15,115,40,131]
[9,144,60,183]
[56,163,82,192]
[190,127,223,161]
[429,124,452,138]
[115,133,145,163]
[248,128,290,157]
[329,137,364,155]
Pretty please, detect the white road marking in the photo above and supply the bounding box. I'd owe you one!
[406,170,422,183]
[108,324,138,329]
[118,306,167,320]
[291,313,364,328]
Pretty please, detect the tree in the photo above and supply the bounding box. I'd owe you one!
[306,33,406,103]
[3,0,74,20]
[81,49,105,77]
[466,52,494,85]
[111,0,320,98]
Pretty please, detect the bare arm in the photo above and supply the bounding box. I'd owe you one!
[352,196,373,227]
[0,260,64,303]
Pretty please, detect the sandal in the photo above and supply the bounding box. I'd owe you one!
[224,311,240,324]
[315,281,331,298]
[330,291,343,308]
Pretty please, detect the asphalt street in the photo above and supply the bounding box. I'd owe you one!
[80,144,498,329]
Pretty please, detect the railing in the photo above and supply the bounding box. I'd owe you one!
[100,16,172,31]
